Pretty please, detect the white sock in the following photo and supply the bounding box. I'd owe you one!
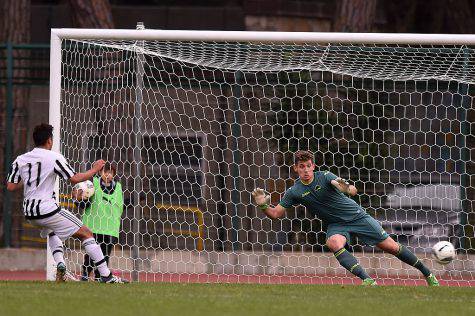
[48,233,65,265]
[82,237,111,277]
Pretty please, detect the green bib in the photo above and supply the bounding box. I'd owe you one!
[81,177,123,238]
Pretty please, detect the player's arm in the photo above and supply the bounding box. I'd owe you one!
[331,177,357,196]
[252,188,286,219]
[6,160,23,191]
[263,204,286,219]
[6,182,23,192]
[69,160,105,185]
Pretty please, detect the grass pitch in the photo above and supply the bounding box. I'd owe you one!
[1,281,474,316]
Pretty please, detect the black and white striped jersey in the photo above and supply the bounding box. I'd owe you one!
[6,147,76,219]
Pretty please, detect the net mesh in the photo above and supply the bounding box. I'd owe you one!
[57,37,475,285]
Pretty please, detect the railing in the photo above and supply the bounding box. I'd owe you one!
[0,43,50,85]
[55,195,205,251]
[157,203,205,251]
[1,43,50,247]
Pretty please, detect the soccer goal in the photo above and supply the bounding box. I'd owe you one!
[48,27,475,285]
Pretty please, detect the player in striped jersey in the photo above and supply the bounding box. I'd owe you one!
[6,123,127,283]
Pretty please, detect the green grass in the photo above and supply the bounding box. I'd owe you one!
[1,282,474,316]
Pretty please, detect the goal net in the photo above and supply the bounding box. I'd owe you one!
[50,29,475,286]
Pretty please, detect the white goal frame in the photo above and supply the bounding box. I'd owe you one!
[47,28,475,281]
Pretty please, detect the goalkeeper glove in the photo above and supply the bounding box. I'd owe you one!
[335,177,351,194]
[335,177,350,186]
[252,188,270,210]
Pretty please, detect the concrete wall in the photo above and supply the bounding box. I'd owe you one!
[1,248,473,281]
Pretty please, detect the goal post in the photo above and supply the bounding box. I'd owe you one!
[48,28,475,285]
[46,31,63,281]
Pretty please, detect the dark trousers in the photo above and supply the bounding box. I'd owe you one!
[82,233,118,279]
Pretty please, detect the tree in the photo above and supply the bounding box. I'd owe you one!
[384,0,475,34]
[384,0,419,33]
[68,0,115,28]
[0,0,31,246]
[445,0,475,33]
[333,0,378,32]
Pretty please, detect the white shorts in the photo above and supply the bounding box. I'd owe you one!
[29,209,83,241]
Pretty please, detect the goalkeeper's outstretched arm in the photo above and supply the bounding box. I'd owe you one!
[262,204,286,219]
[252,188,286,219]
[331,177,357,196]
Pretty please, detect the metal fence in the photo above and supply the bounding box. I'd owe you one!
[0,43,50,247]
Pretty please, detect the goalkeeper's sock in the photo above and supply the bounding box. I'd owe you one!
[334,248,371,280]
[82,238,111,277]
[48,233,65,265]
[395,243,431,277]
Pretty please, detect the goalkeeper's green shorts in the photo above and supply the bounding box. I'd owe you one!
[326,214,389,246]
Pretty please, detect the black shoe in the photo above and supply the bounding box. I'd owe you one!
[101,273,129,284]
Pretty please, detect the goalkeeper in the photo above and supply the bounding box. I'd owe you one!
[73,163,124,281]
[252,150,439,286]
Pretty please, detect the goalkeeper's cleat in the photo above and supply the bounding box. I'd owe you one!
[80,276,89,282]
[55,262,67,282]
[101,273,129,284]
[426,274,440,287]
[361,278,377,286]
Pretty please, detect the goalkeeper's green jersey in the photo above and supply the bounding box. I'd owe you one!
[82,177,123,238]
[278,171,366,224]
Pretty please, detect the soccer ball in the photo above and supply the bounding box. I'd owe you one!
[432,241,456,265]
[73,180,95,200]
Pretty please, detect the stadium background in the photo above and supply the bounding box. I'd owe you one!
[1,0,475,281]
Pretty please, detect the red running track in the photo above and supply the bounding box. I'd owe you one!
[1,271,474,287]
